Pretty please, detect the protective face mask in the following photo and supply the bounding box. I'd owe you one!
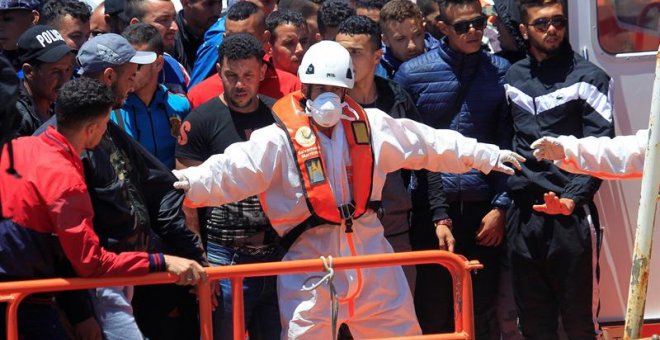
[305,92,358,128]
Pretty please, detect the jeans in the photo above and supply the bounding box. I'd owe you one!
[91,286,143,340]
[207,242,283,340]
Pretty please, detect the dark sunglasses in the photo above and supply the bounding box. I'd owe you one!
[447,15,487,34]
[527,15,568,32]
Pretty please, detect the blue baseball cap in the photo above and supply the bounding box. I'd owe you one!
[76,33,156,75]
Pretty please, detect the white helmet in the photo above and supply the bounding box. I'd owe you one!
[298,40,355,89]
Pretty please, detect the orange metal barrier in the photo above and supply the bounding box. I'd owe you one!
[0,250,481,340]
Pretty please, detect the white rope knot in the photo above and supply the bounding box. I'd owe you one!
[301,256,339,339]
[301,256,335,291]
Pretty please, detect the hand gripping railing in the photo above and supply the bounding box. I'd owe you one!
[0,250,481,340]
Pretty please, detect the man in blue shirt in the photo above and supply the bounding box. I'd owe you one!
[112,23,190,169]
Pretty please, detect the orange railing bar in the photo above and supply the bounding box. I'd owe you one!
[0,250,480,340]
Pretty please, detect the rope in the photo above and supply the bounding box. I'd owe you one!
[301,256,339,340]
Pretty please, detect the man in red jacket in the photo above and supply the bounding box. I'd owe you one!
[0,77,206,339]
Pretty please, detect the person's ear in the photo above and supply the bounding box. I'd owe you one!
[314,32,321,42]
[102,68,115,86]
[373,48,383,65]
[438,20,450,36]
[129,18,140,25]
[262,30,271,46]
[30,10,39,24]
[21,63,34,80]
[519,23,528,40]
[215,62,222,75]
[83,120,96,143]
[259,62,267,81]
[154,55,165,72]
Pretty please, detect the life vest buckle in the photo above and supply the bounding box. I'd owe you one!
[338,203,355,220]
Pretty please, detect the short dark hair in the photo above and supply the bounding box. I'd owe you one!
[417,0,440,18]
[437,0,479,21]
[40,0,92,27]
[266,10,306,44]
[356,0,387,11]
[227,0,260,21]
[317,0,355,36]
[217,32,265,66]
[56,77,114,130]
[125,0,148,21]
[278,0,318,20]
[337,15,381,51]
[380,0,423,25]
[122,23,164,55]
[518,0,565,23]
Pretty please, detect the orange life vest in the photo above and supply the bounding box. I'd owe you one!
[270,90,375,227]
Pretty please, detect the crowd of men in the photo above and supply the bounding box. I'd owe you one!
[0,0,617,339]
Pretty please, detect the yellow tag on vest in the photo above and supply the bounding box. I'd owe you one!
[351,121,370,144]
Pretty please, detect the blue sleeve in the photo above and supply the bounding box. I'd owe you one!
[189,19,225,88]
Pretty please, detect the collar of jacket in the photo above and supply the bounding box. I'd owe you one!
[374,76,405,105]
[126,83,170,109]
[42,125,82,170]
[527,40,574,70]
[437,37,482,79]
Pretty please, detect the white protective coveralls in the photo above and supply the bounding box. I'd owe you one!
[176,107,506,339]
[549,129,648,179]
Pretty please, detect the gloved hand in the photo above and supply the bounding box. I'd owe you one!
[530,136,566,161]
[172,169,191,192]
[493,150,525,175]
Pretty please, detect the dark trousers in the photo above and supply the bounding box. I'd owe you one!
[507,201,601,340]
[411,201,501,339]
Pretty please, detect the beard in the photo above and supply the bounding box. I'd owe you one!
[110,80,126,109]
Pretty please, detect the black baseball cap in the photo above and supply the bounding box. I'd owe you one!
[17,25,74,64]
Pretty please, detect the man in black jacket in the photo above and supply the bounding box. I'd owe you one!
[36,33,206,340]
[335,15,421,293]
[504,1,614,338]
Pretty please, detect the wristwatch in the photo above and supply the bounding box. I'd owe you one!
[434,218,453,230]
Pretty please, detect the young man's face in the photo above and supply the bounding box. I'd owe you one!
[184,0,222,33]
[0,10,37,50]
[422,2,442,39]
[381,17,425,62]
[356,7,380,23]
[439,1,484,55]
[218,56,266,112]
[90,5,110,37]
[335,33,381,86]
[25,54,75,103]
[131,44,161,93]
[269,23,309,74]
[54,14,91,50]
[110,63,138,108]
[140,0,178,52]
[520,3,567,57]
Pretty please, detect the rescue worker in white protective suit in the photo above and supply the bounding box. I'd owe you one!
[172,40,525,339]
[531,130,648,179]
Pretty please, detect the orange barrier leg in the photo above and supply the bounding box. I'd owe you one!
[232,277,245,340]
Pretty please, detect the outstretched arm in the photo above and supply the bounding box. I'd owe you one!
[531,130,647,179]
